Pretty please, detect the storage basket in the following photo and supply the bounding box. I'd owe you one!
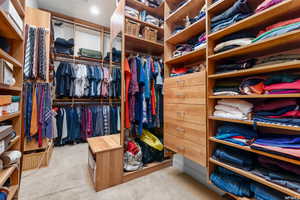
[143,26,157,42]
[125,19,140,37]
[22,142,53,171]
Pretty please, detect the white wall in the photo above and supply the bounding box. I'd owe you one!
[173,154,224,195]
[26,0,38,8]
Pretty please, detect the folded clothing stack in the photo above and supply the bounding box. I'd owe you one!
[213,80,240,96]
[0,125,16,154]
[78,48,102,60]
[214,32,255,53]
[253,99,300,126]
[215,51,300,74]
[213,99,253,120]
[0,95,20,116]
[54,38,74,55]
[211,166,286,199]
[104,48,121,63]
[211,0,253,33]
[252,156,300,193]
[251,134,300,161]
[215,123,257,146]
[0,150,21,168]
[125,6,139,18]
[264,73,300,94]
[213,145,254,170]
[172,32,206,57]
[253,17,300,43]
[170,65,201,77]
[140,11,160,26]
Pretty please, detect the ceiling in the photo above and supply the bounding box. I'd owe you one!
[37,0,116,27]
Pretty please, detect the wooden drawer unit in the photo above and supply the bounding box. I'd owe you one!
[164,104,206,125]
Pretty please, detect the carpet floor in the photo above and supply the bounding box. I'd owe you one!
[20,143,222,200]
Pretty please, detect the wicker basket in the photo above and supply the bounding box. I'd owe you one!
[22,142,53,171]
[143,26,157,42]
[125,19,140,37]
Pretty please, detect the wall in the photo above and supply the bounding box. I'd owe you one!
[173,155,224,195]
[26,0,39,8]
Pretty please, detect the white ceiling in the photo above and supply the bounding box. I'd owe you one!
[37,0,116,27]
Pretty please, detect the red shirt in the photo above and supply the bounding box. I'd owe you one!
[124,58,131,128]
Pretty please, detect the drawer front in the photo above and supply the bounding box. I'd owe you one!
[184,139,206,167]
[164,85,206,105]
[164,104,206,125]
[164,118,206,146]
[164,133,207,167]
[164,71,206,89]
[164,134,184,154]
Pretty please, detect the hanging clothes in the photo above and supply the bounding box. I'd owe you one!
[126,56,164,135]
[23,24,48,81]
[54,104,121,146]
[23,83,53,147]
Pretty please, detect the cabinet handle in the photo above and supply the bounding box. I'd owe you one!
[176,80,185,88]
[176,112,186,120]
[176,127,185,133]
[176,93,185,98]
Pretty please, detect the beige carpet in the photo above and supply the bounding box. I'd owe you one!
[20,143,222,200]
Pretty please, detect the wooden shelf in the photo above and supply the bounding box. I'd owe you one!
[53,98,120,102]
[7,185,18,200]
[165,17,206,45]
[0,165,17,186]
[208,60,300,79]
[126,0,164,19]
[209,94,300,99]
[208,29,300,61]
[0,10,23,40]
[0,48,22,69]
[11,0,25,18]
[125,34,164,55]
[0,112,20,123]
[165,46,206,65]
[209,137,300,166]
[0,85,22,92]
[165,0,204,24]
[54,53,120,65]
[210,158,300,199]
[125,15,163,37]
[123,159,172,183]
[208,0,300,41]
[207,0,236,14]
[209,116,300,132]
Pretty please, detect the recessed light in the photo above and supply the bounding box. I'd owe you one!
[90,5,99,15]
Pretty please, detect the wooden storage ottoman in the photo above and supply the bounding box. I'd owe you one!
[87,135,123,192]
[22,141,54,171]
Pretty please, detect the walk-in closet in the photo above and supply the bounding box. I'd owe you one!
[0,0,299,199]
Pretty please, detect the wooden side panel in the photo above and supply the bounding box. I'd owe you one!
[93,148,123,191]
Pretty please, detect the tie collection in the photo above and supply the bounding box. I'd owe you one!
[23,24,47,81]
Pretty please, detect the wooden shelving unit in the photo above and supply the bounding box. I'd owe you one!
[86,0,171,191]
[163,0,207,167]
[0,0,25,198]
[206,0,300,199]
